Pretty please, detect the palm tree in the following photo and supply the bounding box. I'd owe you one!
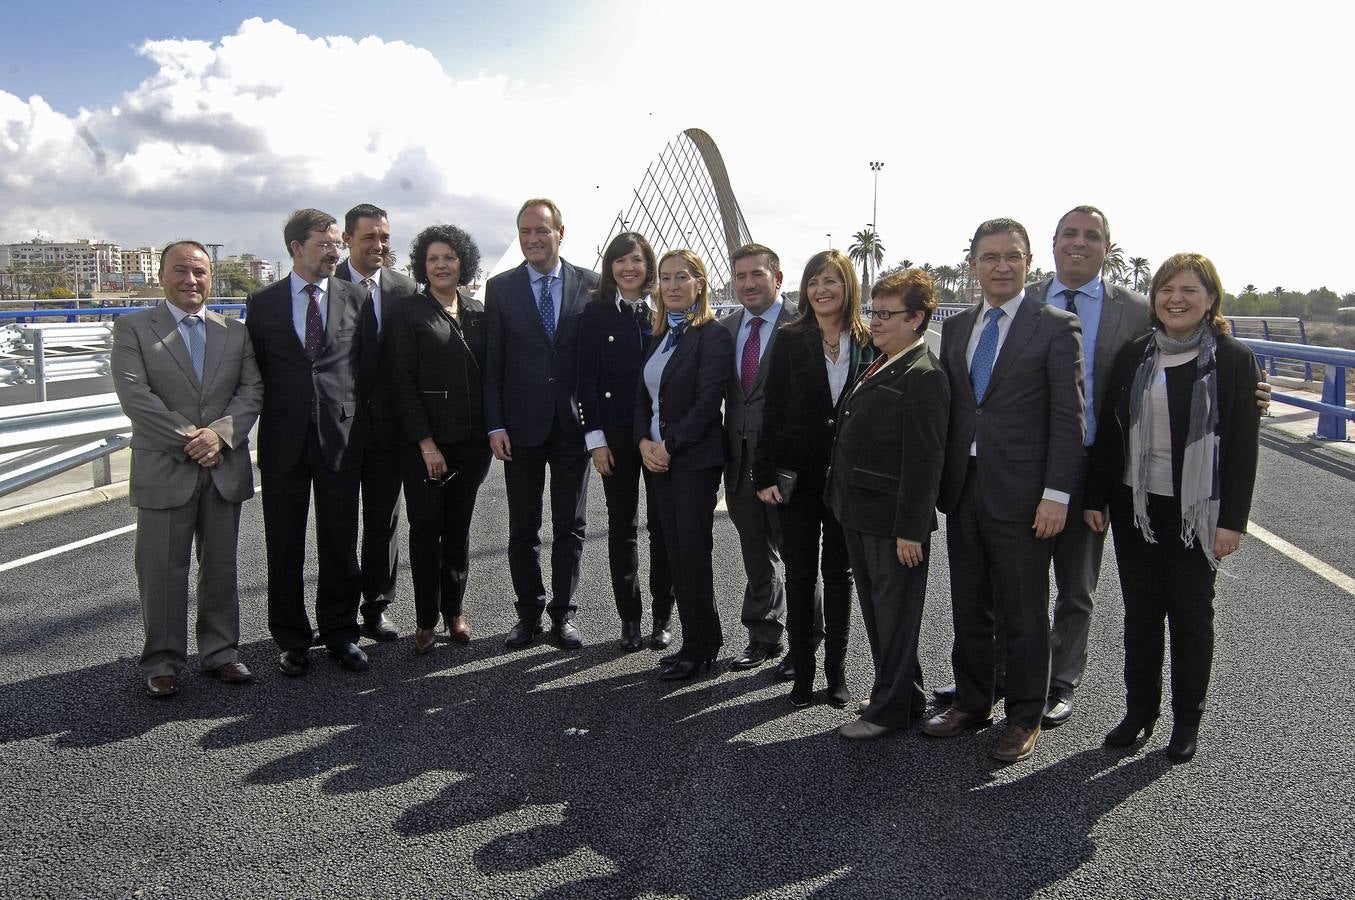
[847,229,885,290]
[1103,242,1127,285]
[1241,284,1258,295]
[1127,256,1151,292]
[899,258,914,270]
[932,264,957,293]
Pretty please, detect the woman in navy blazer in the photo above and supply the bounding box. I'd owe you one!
[634,249,735,680]
[576,233,675,652]
[386,225,493,655]
[755,250,876,708]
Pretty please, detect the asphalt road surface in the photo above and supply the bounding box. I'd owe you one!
[0,428,1351,898]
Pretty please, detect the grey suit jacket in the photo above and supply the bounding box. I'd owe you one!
[112,304,263,510]
[1026,277,1149,432]
[936,295,1085,522]
[721,301,794,489]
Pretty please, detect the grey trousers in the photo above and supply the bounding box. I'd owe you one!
[726,472,786,645]
[135,469,244,677]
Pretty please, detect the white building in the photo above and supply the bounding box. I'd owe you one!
[120,247,158,285]
[3,238,122,292]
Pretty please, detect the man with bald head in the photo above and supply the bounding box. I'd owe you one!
[112,241,263,698]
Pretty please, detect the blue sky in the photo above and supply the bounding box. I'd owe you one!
[1,2,1350,293]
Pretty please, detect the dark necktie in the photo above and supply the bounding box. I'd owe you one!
[361,276,379,333]
[740,317,763,395]
[970,307,1003,403]
[1061,288,1079,319]
[537,275,556,342]
[303,284,324,360]
[184,314,205,380]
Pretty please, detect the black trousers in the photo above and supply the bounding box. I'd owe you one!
[599,425,675,624]
[359,439,403,614]
[1108,485,1216,723]
[503,421,591,623]
[260,423,362,651]
[946,462,1053,729]
[400,437,492,630]
[843,525,928,728]
[650,464,723,660]
[780,488,845,668]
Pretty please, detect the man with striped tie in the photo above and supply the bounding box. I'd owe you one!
[112,241,263,698]
[924,218,1085,763]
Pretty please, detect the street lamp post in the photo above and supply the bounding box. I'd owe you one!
[826,233,832,250]
[869,160,884,238]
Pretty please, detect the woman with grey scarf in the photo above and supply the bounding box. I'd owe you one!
[1082,252,1260,764]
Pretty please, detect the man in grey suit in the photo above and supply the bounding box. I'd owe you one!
[923,218,1084,763]
[111,241,263,698]
[721,243,798,672]
[337,203,419,643]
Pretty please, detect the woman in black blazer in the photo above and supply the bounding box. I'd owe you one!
[576,233,675,652]
[386,225,493,655]
[634,249,735,680]
[825,269,950,739]
[754,250,875,708]
[1084,253,1261,763]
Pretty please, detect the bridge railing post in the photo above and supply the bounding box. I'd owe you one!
[1315,363,1347,441]
[32,328,48,402]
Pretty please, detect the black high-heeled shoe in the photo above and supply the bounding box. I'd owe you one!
[1166,718,1200,763]
[659,654,716,681]
[619,620,644,652]
[1104,715,1156,747]
[824,665,850,709]
[657,650,681,667]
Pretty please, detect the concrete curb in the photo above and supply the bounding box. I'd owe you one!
[0,481,129,529]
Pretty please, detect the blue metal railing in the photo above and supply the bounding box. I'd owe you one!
[0,302,247,323]
[1240,338,1353,441]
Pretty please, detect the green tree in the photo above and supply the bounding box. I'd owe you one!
[1306,287,1340,320]
[1103,242,1127,285]
[847,229,885,291]
[1127,256,1151,292]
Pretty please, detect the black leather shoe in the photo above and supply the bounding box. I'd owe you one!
[1042,689,1074,727]
[776,655,797,681]
[278,649,310,677]
[1104,716,1156,747]
[328,642,370,672]
[552,620,583,650]
[505,618,544,648]
[1166,718,1200,763]
[659,654,716,681]
[360,613,398,642]
[933,681,1004,705]
[619,620,644,652]
[730,641,783,670]
[649,618,672,650]
[658,650,681,667]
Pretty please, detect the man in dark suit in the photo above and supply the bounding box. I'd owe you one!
[721,244,798,674]
[923,218,1084,763]
[112,241,263,698]
[246,208,373,676]
[337,203,419,643]
[484,198,598,649]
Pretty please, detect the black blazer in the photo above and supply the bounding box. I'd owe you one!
[337,260,419,451]
[633,322,735,471]
[1084,331,1261,533]
[576,294,653,434]
[825,340,950,542]
[753,324,876,497]
[246,275,370,472]
[483,259,599,446]
[385,290,487,446]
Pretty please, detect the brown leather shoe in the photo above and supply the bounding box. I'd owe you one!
[839,719,895,740]
[145,674,177,698]
[205,661,254,684]
[448,615,471,644]
[920,705,993,738]
[990,722,1040,763]
[413,628,436,655]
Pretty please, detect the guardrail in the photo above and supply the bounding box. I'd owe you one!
[1228,316,1312,381]
[1240,338,1352,441]
[0,393,131,498]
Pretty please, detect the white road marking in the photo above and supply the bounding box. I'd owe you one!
[0,523,137,573]
[1247,520,1355,597]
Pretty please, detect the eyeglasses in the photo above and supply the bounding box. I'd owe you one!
[863,307,908,321]
[423,470,458,487]
[308,240,345,252]
[976,252,1027,267]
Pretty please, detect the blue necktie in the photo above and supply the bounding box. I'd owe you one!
[970,307,1003,403]
[184,314,205,380]
[1061,288,1079,318]
[537,274,556,342]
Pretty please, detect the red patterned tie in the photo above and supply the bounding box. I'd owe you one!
[303,283,324,360]
[740,317,763,395]
[860,354,887,383]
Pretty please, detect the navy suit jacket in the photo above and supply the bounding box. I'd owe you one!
[337,259,418,451]
[483,259,599,447]
[633,322,735,471]
[576,294,654,434]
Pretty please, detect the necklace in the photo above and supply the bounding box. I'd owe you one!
[823,334,841,359]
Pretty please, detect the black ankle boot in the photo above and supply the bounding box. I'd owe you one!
[1104,715,1156,747]
[789,650,815,708]
[824,665,850,709]
[1166,716,1200,763]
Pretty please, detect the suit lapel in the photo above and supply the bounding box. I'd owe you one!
[324,278,347,350]
[515,264,553,344]
[748,303,788,395]
[200,308,228,389]
[804,328,832,407]
[1096,283,1127,378]
[724,308,747,396]
[985,296,1040,396]
[946,304,980,405]
[660,324,701,391]
[149,303,199,387]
